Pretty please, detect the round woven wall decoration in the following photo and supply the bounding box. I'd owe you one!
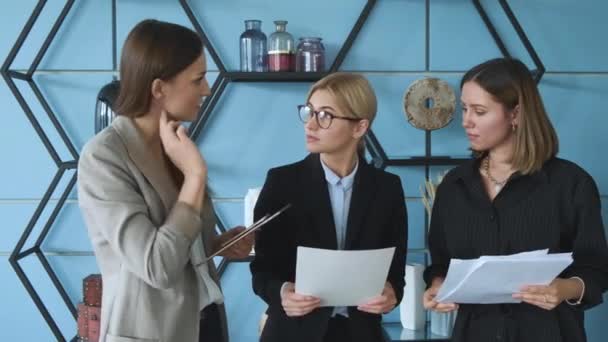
[403,78,456,130]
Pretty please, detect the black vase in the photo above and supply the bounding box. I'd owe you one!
[94,80,120,134]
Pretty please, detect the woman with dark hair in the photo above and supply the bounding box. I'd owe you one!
[422,57,608,342]
[78,19,253,342]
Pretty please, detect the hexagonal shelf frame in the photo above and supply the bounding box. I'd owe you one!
[1,0,544,341]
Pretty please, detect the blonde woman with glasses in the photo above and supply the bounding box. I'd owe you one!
[250,72,408,342]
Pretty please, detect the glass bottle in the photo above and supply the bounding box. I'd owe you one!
[295,37,325,72]
[268,20,294,72]
[240,20,267,72]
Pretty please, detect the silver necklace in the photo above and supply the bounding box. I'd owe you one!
[483,157,508,193]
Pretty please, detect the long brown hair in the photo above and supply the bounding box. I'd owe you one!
[461,58,558,174]
[114,19,203,117]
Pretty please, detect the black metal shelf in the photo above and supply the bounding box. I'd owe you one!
[225,255,255,263]
[225,71,329,82]
[0,0,544,341]
[385,157,471,167]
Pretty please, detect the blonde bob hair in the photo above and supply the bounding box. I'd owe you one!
[306,72,377,156]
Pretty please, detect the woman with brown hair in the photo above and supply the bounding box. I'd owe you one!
[250,72,408,342]
[78,19,253,342]
[422,57,608,341]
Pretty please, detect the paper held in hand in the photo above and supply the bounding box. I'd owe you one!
[295,246,396,306]
[435,249,573,304]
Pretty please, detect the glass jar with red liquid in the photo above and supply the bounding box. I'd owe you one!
[268,20,294,72]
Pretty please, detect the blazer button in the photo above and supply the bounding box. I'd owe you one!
[490,214,495,221]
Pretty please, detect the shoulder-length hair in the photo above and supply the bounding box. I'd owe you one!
[461,58,558,174]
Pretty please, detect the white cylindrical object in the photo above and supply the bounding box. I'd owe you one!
[244,188,262,227]
[400,263,426,331]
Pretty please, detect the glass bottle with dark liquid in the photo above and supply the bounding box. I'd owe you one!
[268,20,294,72]
[296,37,325,72]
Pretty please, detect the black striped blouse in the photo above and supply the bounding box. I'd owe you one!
[424,157,608,342]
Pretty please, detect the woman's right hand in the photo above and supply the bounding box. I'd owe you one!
[423,278,459,313]
[159,110,207,180]
[280,282,321,317]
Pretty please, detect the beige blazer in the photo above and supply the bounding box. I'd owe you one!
[78,116,222,342]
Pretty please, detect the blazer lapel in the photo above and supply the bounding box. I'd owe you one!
[344,158,376,249]
[112,116,178,214]
[302,154,338,250]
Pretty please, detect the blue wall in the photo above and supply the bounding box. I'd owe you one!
[1,1,607,341]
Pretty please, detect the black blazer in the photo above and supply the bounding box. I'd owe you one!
[250,154,408,342]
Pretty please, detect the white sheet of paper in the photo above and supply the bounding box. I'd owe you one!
[295,246,395,307]
[436,249,572,304]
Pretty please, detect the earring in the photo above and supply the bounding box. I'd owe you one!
[512,122,517,132]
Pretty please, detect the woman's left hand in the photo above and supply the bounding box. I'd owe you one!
[513,278,573,310]
[214,226,254,259]
[357,282,398,314]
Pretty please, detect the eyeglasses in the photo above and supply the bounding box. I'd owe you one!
[297,104,360,129]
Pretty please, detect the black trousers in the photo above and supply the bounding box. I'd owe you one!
[323,315,352,342]
[198,303,227,342]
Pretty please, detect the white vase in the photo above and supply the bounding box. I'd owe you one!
[244,187,262,226]
[399,264,426,331]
